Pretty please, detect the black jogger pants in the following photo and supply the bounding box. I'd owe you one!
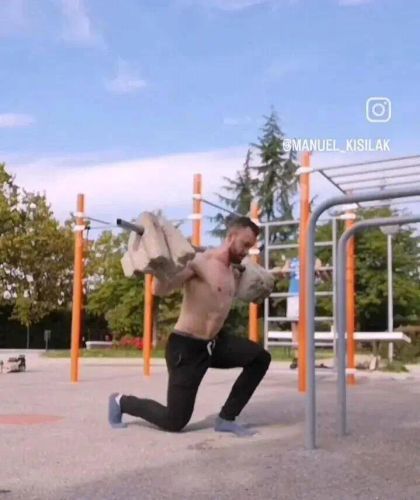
[120,331,271,432]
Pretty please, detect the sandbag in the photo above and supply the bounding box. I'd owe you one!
[121,212,195,281]
[235,257,275,303]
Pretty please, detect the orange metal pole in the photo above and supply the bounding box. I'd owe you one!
[249,200,260,343]
[192,174,203,247]
[70,194,85,383]
[346,216,356,385]
[298,152,311,393]
[143,274,154,377]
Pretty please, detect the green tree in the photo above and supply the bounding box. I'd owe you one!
[1,186,74,347]
[210,149,257,239]
[355,207,420,332]
[85,230,145,338]
[252,109,299,227]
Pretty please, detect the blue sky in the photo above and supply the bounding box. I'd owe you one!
[1,0,419,236]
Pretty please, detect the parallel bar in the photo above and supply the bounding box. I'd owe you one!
[336,215,420,438]
[306,186,420,450]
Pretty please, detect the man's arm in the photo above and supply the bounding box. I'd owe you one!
[152,261,196,297]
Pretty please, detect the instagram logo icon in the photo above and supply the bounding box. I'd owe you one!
[366,97,392,123]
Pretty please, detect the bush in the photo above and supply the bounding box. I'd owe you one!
[391,325,420,363]
[380,360,409,373]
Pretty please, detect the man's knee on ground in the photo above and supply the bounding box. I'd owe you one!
[165,414,190,433]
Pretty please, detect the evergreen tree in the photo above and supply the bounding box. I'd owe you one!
[252,108,299,226]
[210,148,257,239]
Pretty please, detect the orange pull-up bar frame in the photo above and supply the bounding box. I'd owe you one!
[249,200,260,343]
[298,152,311,393]
[70,194,85,383]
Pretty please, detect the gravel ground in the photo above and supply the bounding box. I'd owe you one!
[1,350,419,500]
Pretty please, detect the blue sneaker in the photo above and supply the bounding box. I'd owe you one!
[108,393,127,429]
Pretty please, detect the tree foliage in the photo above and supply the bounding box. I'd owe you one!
[0,165,74,342]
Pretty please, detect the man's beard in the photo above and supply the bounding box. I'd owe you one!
[228,247,243,264]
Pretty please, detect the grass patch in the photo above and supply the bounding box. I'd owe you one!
[380,360,409,373]
[44,348,166,359]
[45,346,335,361]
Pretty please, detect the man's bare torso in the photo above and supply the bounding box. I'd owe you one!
[174,250,237,340]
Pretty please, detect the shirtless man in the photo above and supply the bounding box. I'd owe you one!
[108,217,271,437]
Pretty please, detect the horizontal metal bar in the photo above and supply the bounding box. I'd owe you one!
[270,291,333,298]
[267,331,410,342]
[260,220,299,227]
[346,179,420,192]
[267,241,334,250]
[339,170,420,186]
[267,340,334,347]
[326,162,420,180]
[192,195,241,217]
[260,218,333,228]
[84,215,112,226]
[315,155,420,174]
[267,316,333,322]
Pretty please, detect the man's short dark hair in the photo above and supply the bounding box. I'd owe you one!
[227,216,260,237]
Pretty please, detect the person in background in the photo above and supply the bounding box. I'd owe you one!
[278,256,330,369]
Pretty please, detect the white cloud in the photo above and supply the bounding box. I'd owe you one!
[60,0,102,47]
[6,148,247,244]
[0,113,35,128]
[105,60,147,94]
[6,146,415,245]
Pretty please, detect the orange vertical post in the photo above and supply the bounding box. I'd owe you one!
[249,200,260,343]
[70,194,85,383]
[192,174,203,247]
[346,216,356,385]
[298,152,311,393]
[143,274,154,377]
